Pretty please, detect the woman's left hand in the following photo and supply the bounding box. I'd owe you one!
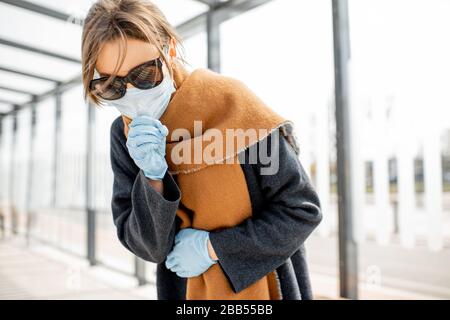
[165,228,218,278]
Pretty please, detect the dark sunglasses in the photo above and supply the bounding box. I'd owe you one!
[90,45,169,101]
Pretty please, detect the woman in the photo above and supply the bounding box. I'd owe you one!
[81,0,322,300]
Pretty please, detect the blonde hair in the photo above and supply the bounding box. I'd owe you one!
[81,0,189,106]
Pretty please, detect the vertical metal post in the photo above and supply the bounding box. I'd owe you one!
[135,256,147,286]
[25,100,37,245]
[86,102,96,265]
[52,90,62,207]
[332,0,358,299]
[206,0,221,73]
[9,106,19,235]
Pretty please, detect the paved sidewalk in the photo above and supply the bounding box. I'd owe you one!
[0,238,443,300]
[0,239,157,300]
[310,272,440,300]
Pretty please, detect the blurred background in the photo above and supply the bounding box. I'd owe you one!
[0,0,449,300]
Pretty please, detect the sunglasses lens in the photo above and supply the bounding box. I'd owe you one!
[129,60,164,89]
[91,78,124,100]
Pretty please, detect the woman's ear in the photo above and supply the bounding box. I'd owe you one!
[169,37,177,59]
[167,37,177,70]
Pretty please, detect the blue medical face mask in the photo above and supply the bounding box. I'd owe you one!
[105,61,176,119]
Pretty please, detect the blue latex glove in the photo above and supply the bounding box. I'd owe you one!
[126,115,169,180]
[165,228,218,278]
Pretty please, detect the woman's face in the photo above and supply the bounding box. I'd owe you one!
[95,38,174,89]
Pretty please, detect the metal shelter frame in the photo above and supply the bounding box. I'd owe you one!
[0,0,358,298]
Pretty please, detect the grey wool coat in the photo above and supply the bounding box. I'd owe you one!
[109,115,323,300]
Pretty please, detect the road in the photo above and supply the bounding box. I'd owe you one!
[306,235,450,299]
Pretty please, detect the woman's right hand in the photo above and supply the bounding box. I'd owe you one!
[126,115,169,180]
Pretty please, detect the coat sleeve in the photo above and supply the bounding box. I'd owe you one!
[208,129,323,294]
[109,117,181,264]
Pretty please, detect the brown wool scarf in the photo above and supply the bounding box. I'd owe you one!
[121,60,300,300]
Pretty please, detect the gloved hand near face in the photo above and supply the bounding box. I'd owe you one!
[126,115,169,180]
[165,228,218,278]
